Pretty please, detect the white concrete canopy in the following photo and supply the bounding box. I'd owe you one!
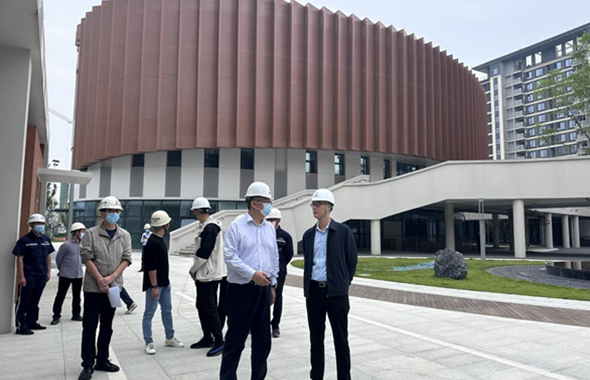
[37,167,93,185]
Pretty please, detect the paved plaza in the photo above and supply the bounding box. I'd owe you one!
[2,252,590,380]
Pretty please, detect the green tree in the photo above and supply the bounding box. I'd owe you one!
[535,32,590,155]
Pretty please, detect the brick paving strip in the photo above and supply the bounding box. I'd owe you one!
[284,275,590,328]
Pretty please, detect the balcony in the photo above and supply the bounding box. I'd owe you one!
[513,88,522,95]
[514,99,523,106]
[514,111,523,117]
[515,133,525,140]
[512,77,522,85]
[515,121,524,127]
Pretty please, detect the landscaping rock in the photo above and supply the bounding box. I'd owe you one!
[434,248,467,279]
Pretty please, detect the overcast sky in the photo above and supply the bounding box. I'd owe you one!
[44,0,590,170]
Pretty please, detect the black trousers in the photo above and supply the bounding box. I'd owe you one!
[196,280,223,342]
[306,281,351,380]
[81,292,116,369]
[220,283,271,380]
[120,287,134,308]
[271,276,286,329]
[15,275,47,329]
[52,277,83,319]
[218,276,228,330]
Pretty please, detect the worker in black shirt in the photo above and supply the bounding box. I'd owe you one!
[142,210,184,355]
[265,208,293,338]
[188,197,227,357]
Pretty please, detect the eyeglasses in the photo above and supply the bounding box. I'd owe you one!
[310,202,325,208]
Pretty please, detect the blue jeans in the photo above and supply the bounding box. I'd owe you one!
[142,285,174,344]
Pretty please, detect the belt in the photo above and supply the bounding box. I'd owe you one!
[312,280,327,288]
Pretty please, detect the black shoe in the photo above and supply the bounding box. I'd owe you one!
[190,337,214,349]
[28,323,46,330]
[272,327,280,338]
[78,367,93,380]
[138,269,143,272]
[206,341,224,357]
[15,327,34,335]
[50,317,60,325]
[71,315,83,322]
[94,361,120,372]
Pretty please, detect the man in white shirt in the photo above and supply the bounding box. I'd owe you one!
[220,182,279,380]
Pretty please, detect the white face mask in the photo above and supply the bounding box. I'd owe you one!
[79,232,85,240]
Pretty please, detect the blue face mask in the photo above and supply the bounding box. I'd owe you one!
[261,203,272,217]
[33,225,45,234]
[105,212,120,224]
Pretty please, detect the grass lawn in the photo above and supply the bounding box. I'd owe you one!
[291,258,590,301]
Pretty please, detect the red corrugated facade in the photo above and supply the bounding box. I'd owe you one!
[73,0,488,169]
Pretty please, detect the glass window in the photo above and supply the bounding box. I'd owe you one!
[495,116,500,123]
[565,58,572,68]
[240,149,254,170]
[535,68,543,77]
[538,114,546,122]
[566,70,573,77]
[161,200,181,218]
[383,159,391,179]
[360,156,370,175]
[125,200,142,217]
[557,122,565,130]
[556,146,566,156]
[180,200,193,218]
[525,55,533,67]
[534,52,542,65]
[527,105,534,113]
[204,149,219,168]
[569,131,578,141]
[527,128,536,136]
[565,40,574,55]
[167,151,182,167]
[540,149,548,158]
[529,151,537,158]
[493,83,498,90]
[571,144,578,154]
[494,94,498,101]
[539,138,547,146]
[492,68,499,75]
[556,111,565,119]
[132,154,145,167]
[527,117,535,125]
[495,106,499,112]
[334,154,345,176]
[555,44,563,58]
[537,103,545,111]
[569,120,576,129]
[526,94,534,102]
[555,61,562,70]
[306,151,317,174]
[556,73,563,82]
[557,134,566,142]
[526,83,534,91]
[525,71,533,79]
[142,201,161,223]
[529,139,536,148]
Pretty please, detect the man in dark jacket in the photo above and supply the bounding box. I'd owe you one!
[302,189,357,380]
[266,208,294,338]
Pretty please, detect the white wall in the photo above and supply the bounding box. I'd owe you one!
[345,152,361,179]
[254,149,275,190]
[143,151,166,197]
[317,150,335,188]
[86,163,101,199]
[180,149,204,198]
[110,155,131,198]
[287,149,306,194]
[0,45,32,333]
[219,148,240,199]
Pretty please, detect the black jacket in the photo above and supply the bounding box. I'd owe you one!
[302,219,358,298]
[276,227,294,278]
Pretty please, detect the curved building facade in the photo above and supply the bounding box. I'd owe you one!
[72,0,488,249]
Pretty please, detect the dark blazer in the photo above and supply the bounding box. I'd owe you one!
[302,219,358,298]
[276,227,294,278]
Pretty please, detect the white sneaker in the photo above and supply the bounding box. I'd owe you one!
[145,343,156,355]
[165,337,185,348]
[126,303,137,314]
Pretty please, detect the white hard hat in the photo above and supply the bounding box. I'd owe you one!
[99,196,123,211]
[245,181,272,201]
[28,214,46,224]
[311,188,335,206]
[266,208,282,220]
[191,197,211,210]
[151,210,171,227]
[71,222,86,232]
[143,223,151,230]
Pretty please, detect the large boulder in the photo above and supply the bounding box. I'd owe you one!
[434,248,467,279]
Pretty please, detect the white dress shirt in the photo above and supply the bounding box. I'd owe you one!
[224,213,279,286]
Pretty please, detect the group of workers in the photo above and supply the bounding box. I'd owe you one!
[12,180,358,380]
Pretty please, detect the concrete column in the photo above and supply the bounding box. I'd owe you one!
[0,46,32,334]
[562,215,571,249]
[544,213,554,249]
[572,216,581,249]
[370,219,381,256]
[444,202,455,250]
[508,213,514,252]
[492,213,500,248]
[512,200,526,258]
[573,261,582,270]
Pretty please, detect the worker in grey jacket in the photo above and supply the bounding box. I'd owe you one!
[50,222,86,325]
